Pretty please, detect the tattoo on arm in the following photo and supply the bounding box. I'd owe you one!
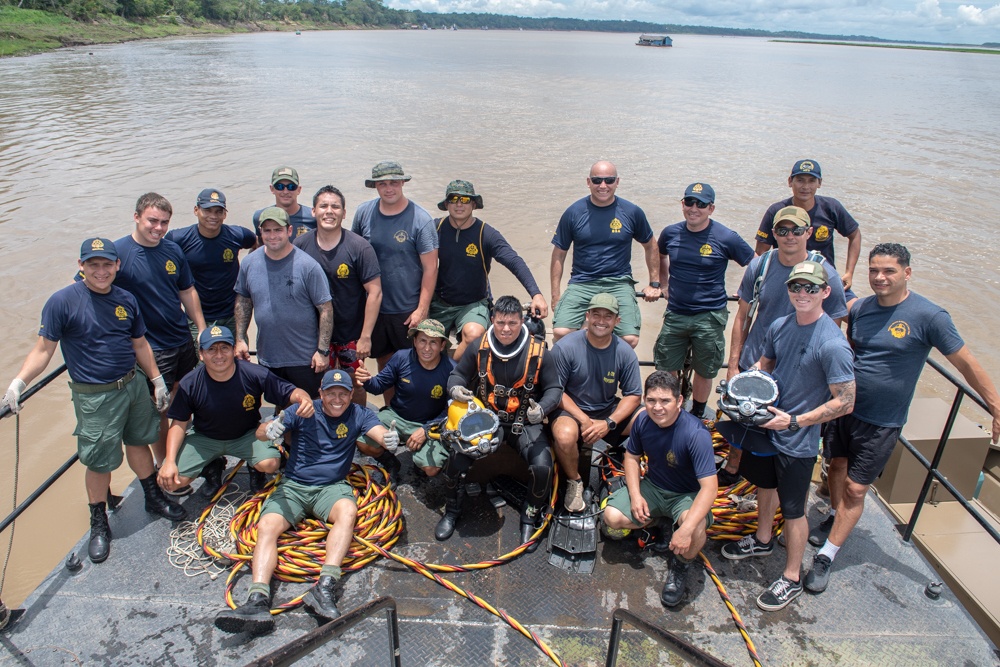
[819,380,856,422]
[235,295,252,341]
[317,302,333,350]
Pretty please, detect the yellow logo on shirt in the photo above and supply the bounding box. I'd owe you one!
[603,371,616,385]
[242,394,255,410]
[665,450,678,467]
[814,225,830,242]
[223,248,234,263]
[610,218,622,233]
[431,384,443,398]
[394,230,408,243]
[888,320,910,339]
[337,263,350,278]
[756,229,769,240]
[465,244,479,257]
[296,227,308,237]
[699,244,712,256]
[165,260,177,275]
[115,305,128,320]
[336,423,349,438]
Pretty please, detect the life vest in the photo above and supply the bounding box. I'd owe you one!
[476,333,545,434]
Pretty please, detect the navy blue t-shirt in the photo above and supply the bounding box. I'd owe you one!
[167,360,296,441]
[626,410,716,493]
[39,282,145,385]
[165,224,257,321]
[552,196,653,284]
[658,220,754,314]
[363,348,455,424]
[252,205,316,241]
[551,330,642,413]
[282,401,381,486]
[849,293,964,428]
[294,229,381,343]
[755,196,859,267]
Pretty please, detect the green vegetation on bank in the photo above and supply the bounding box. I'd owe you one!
[773,39,1000,55]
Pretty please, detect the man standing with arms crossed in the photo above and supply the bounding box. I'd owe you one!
[550,161,660,348]
[803,243,1000,594]
[654,183,753,418]
[253,166,316,240]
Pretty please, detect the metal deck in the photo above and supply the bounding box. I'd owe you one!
[3,456,999,667]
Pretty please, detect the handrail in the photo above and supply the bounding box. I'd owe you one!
[0,364,68,421]
[605,608,732,667]
[0,453,78,536]
[242,596,401,667]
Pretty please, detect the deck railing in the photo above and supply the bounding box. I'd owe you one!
[605,607,732,667]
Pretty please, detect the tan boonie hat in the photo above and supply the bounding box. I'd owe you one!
[365,160,411,188]
[271,166,300,186]
[772,205,810,228]
[786,260,828,285]
[587,293,620,315]
[408,319,451,348]
[258,206,290,227]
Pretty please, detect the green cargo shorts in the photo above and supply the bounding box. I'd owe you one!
[70,371,160,474]
[412,436,450,470]
[605,478,714,528]
[360,407,424,449]
[429,297,490,338]
[553,276,640,337]
[175,429,280,479]
[261,478,356,525]
[653,308,729,378]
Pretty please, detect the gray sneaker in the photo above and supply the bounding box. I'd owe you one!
[804,554,832,593]
[563,479,586,513]
[808,514,835,547]
[721,534,774,560]
[756,575,803,611]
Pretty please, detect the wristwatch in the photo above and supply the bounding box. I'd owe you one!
[648,282,661,289]
[605,417,618,431]
[316,348,329,357]
[788,415,800,432]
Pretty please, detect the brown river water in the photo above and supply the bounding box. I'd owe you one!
[0,31,998,606]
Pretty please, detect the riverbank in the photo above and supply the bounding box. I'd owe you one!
[0,7,340,57]
[773,38,1000,55]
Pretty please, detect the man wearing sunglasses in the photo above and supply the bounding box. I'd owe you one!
[653,183,754,419]
[753,160,861,301]
[550,161,659,349]
[431,180,547,361]
[719,206,848,485]
[723,260,855,613]
[252,166,316,241]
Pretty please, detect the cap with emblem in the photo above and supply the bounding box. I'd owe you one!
[199,325,235,349]
[587,293,620,315]
[772,205,810,228]
[80,238,118,262]
[786,260,828,285]
[365,160,411,188]
[258,206,290,227]
[271,166,300,186]
[790,159,822,179]
[321,369,354,391]
[196,188,227,210]
[684,182,715,204]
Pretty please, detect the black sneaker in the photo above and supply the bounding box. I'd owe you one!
[804,554,832,594]
[304,575,341,620]
[756,575,803,612]
[660,557,689,607]
[721,534,774,560]
[808,514,835,547]
[717,468,742,487]
[214,592,274,634]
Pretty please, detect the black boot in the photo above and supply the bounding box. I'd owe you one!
[249,468,267,494]
[214,591,274,634]
[140,473,185,521]
[199,458,226,498]
[519,509,543,554]
[435,477,466,541]
[375,450,401,484]
[660,556,690,608]
[88,501,111,563]
[305,575,341,619]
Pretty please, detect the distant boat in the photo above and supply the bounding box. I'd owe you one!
[636,34,672,47]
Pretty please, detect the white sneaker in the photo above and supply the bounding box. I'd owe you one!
[564,479,586,513]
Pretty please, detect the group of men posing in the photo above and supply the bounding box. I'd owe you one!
[3,158,999,631]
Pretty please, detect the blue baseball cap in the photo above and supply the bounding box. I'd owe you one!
[320,369,353,391]
[684,182,715,204]
[80,238,118,261]
[199,325,235,349]
[196,188,227,209]
[790,160,822,179]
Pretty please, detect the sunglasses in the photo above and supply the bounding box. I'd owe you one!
[590,176,618,185]
[273,182,298,191]
[682,197,711,209]
[447,195,473,205]
[787,282,827,294]
[774,226,808,237]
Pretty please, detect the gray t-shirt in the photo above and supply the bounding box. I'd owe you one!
[551,330,642,413]
[762,313,854,458]
[850,292,964,428]
[737,251,847,371]
[352,199,437,315]
[234,246,332,368]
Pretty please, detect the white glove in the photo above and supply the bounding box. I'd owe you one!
[382,420,400,452]
[526,398,543,425]
[450,385,475,403]
[2,379,26,415]
[265,413,287,441]
[151,375,170,412]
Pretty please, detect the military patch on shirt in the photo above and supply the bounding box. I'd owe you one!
[296,227,308,237]
[431,384,443,398]
[888,320,910,339]
[465,244,479,257]
[223,248,234,263]
[814,225,830,242]
[165,260,177,275]
[337,263,350,278]
[603,371,616,385]
[243,394,255,410]
[699,244,712,256]
[336,423,349,438]
[610,218,622,233]
[665,450,678,468]
[115,305,128,321]
[394,230,409,243]
[756,229,769,240]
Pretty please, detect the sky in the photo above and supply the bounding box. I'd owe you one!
[387,0,1000,44]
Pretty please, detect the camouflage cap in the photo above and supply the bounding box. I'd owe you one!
[365,160,411,188]
[772,205,810,228]
[408,318,452,348]
[271,166,300,186]
[587,293,620,315]
[437,180,485,211]
[786,260,828,286]
[258,206,290,227]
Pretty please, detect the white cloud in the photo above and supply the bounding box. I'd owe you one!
[916,0,944,19]
[957,3,1000,25]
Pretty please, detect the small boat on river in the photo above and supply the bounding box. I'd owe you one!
[637,34,673,47]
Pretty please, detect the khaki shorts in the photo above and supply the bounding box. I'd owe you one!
[175,429,279,479]
[553,277,640,337]
[360,407,425,449]
[653,308,729,378]
[605,478,714,528]
[261,478,356,525]
[71,371,160,474]
[430,297,490,338]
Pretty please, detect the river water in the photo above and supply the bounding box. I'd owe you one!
[0,30,997,606]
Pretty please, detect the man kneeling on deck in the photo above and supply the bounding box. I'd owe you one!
[602,372,718,608]
[157,326,313,497]
[215,370,398,632]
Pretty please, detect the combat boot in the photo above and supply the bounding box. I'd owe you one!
[214,592,274,634]
[305,575,341,620]
[88,501,111,563]
[199,458,226,498]
[139,473,185,521]
[660,555,690,608]
[435,477,466,541]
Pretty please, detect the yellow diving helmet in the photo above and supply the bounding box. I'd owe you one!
[437,397,501,459]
